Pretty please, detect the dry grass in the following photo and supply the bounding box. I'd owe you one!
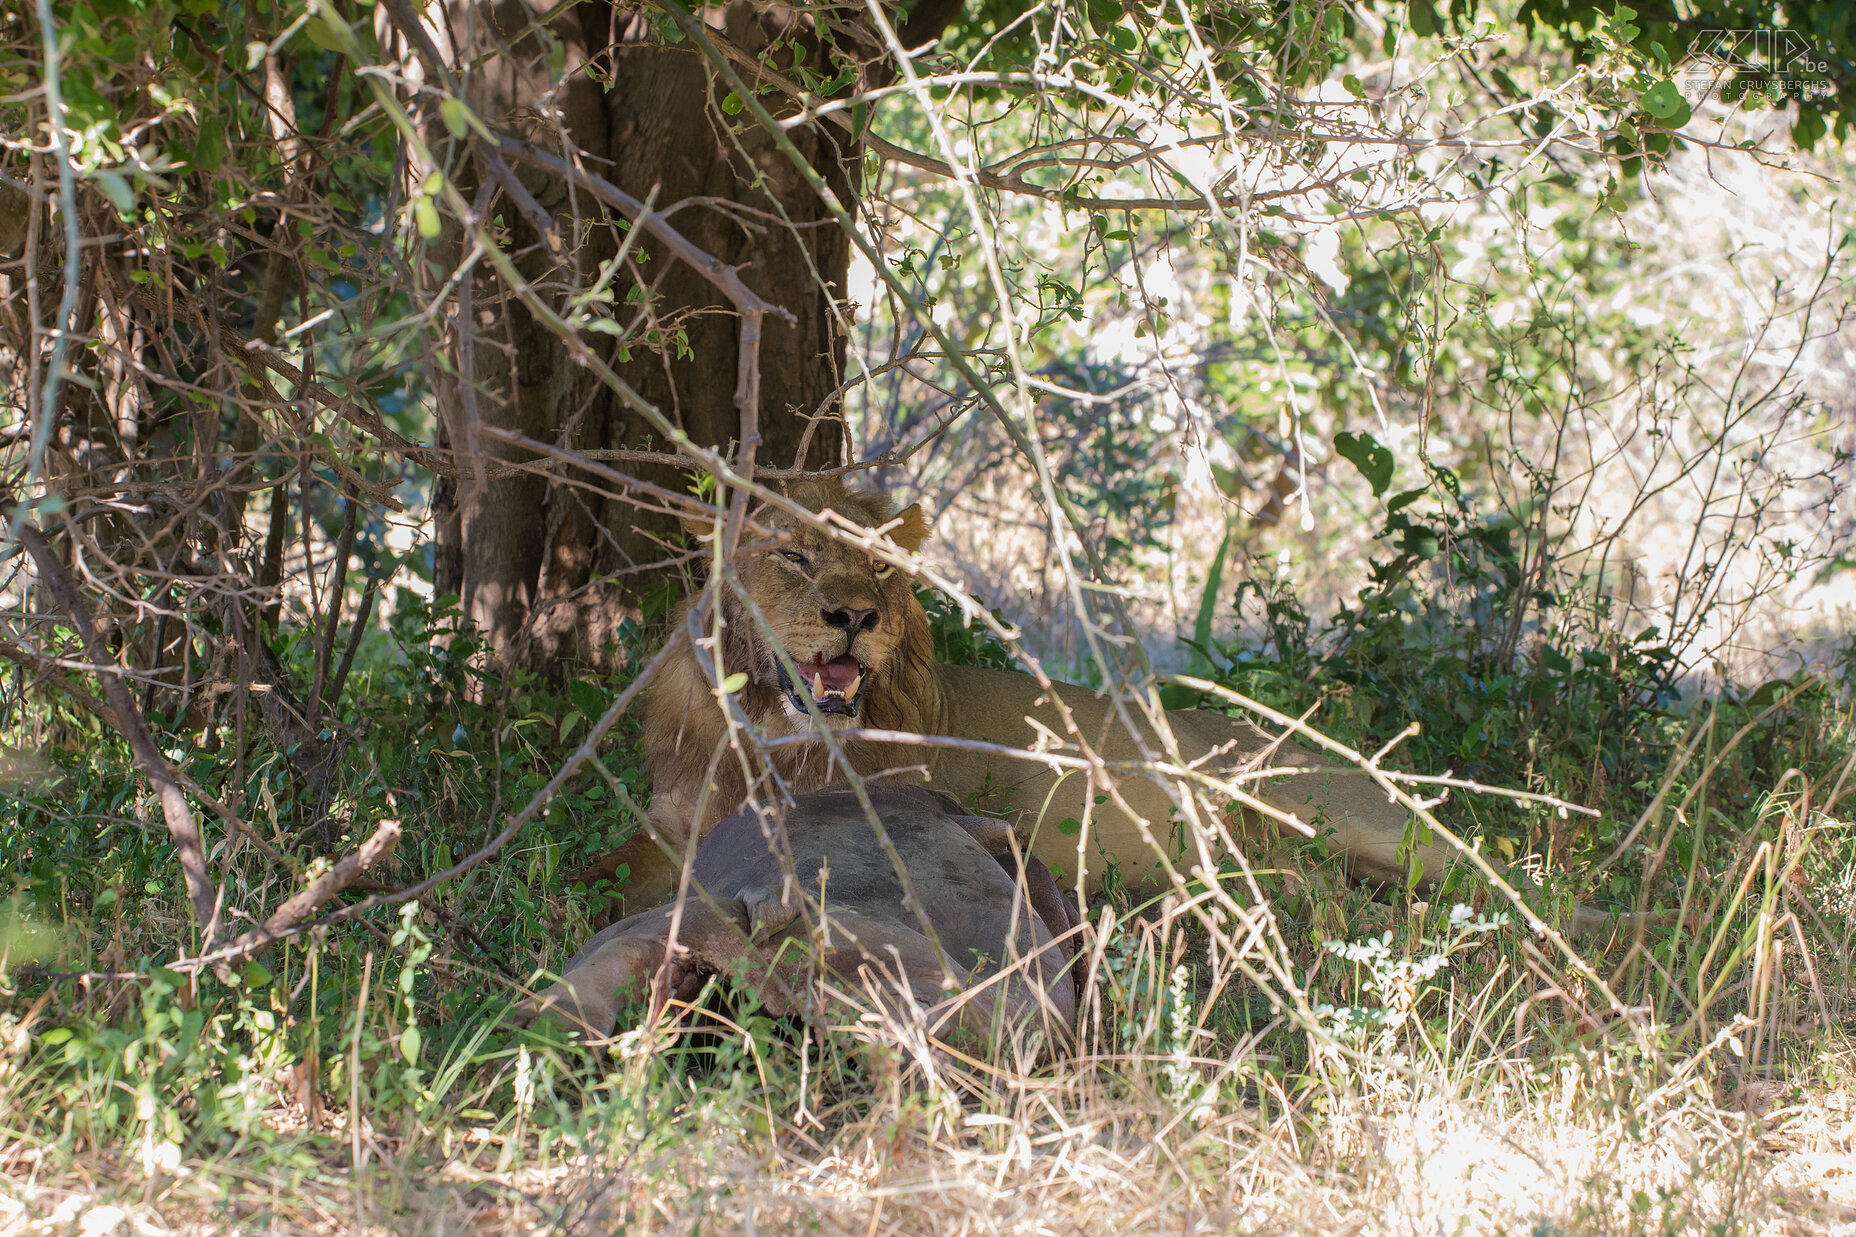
[3,865,1852,1237]
[1,1036,1853,1235]
[2,646,1847,1237]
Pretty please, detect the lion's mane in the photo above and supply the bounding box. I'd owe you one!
[639,481,946,842]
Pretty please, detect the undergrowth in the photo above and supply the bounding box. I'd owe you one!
[0,527,1850,1234]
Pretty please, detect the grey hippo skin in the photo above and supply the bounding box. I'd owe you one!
[524,786,1080,1049]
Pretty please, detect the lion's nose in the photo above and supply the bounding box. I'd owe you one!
[823,605,879,633]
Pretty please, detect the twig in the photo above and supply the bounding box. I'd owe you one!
[165,625,685,973]
[0,635,118,728]
[23,0,84,502]
[1377,772,1601,818]
[122,282,419,504]
[1165,673,1644,1027]
[345,878,520,979]
[16,967,149,983]
[693,25,1310,213]
[376,0,564,256]
[491,137,796,327]
[477,443,875,483]
[308,490,358,730]
[213,816,402,964]
[325,578,378,719]
[14,518,221,945]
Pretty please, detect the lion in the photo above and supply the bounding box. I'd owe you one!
[589,478,1492,919]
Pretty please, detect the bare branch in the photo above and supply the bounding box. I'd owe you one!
[211,815,401,965]
[491,137,796,326]
[14,517,221,944]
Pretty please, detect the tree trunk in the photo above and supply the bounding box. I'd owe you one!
[436,1,855,668]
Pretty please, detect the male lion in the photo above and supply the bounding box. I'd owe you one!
[591,479,1478,915]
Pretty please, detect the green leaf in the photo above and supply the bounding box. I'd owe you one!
[1343,74,1364,98]
[92,170,135,213]
[1107,24,1137,52]
[440,96,471,138]
[1611,4,1640,43]
[414,197,441,239]
[569,679,605,719]
[244,959,273,988]
[400,1024,422,1063]
[721,671,748,694]
[193,117,225,174]
[1642,80,1689,126]
[303,16,342,52]
[1792,107,1827,150]
[1401,527,1440,558]
[1408,1,1436,37]
[303,12,360,57]
[1190,525,1232,668]
[1746,677,1789,706]
[721,92,745,115]
[1057,817,1082,835]
[1333,430,1394,496]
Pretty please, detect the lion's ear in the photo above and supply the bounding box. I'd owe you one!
[888,503,931,553]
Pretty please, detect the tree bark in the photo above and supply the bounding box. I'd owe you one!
[436,1,857,668]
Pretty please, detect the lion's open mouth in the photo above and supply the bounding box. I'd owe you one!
[776,652,866,718]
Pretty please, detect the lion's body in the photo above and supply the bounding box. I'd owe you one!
[599,480,1467,912]
[924,663,1435,892]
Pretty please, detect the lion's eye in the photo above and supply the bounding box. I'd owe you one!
[778,550,806,567]
[873,560,894,579]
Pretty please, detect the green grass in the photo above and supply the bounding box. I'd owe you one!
[0,579,1850,1234]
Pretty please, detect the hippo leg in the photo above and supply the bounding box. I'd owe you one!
[950,815,1085,998]
[737,883,799,940]
[527,934,668,1038]
[525,895,758,1037]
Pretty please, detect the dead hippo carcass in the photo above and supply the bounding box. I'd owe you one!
[526,785,1081,1047]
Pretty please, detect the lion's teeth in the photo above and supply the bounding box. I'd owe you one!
[844,672,861,702]
[812,671,825,699]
